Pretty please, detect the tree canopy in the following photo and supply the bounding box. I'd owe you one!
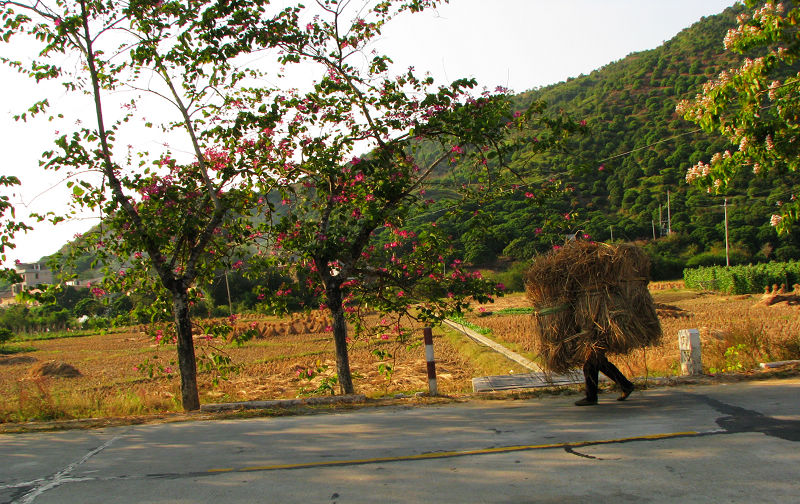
[679,0,800,234]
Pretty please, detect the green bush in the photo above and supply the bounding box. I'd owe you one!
[648,253,685,281]
[489,261,532,293]
[685,250,750,268]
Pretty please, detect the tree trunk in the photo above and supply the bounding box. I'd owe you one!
[326,284,354,395]
[172,287,200,411]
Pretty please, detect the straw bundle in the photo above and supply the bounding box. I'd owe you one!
[525,241,662,373]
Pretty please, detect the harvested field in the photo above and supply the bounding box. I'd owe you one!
[0,314,486,422]
[2,286,798,423]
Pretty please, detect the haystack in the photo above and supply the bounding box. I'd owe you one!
[27,360,82,378]
[525,241,661,373]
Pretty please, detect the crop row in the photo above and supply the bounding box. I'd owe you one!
[683,261,800,294]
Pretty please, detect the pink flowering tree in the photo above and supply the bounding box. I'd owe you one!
[256,0,580,395]
[677,0,800,233]
[0,0,301,410]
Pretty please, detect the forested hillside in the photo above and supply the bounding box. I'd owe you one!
[434,3,800,276]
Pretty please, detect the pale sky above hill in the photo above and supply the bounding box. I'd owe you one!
[0,0,737,265]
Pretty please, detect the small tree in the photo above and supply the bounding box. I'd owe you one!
[257,0,581,394]
[678,0,800,234]
[0,175,29,283]
[0,326,11,346]
[1,0,298,410]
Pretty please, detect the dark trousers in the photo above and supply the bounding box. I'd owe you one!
[583,352,633,401]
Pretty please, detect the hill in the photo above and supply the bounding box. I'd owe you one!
[434,3,800,274]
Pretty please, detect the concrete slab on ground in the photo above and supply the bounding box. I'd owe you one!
[472,371,612,392]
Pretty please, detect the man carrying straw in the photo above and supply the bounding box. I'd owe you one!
[525,240,662,406]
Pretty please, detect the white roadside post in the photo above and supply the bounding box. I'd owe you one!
[678,328,702,375]
[423,327,438,396]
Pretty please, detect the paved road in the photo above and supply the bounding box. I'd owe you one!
[2,378,799,503]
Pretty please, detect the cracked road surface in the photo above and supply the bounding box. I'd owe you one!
[2,378,799,503]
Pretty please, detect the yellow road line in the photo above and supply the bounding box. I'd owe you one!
[207,430,702,474]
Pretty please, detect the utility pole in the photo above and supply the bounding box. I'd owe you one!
[724,198,730,267]
[667,189,672,235]
[658,204,663,236]
[610,225,614,242]
[652,219,656,240]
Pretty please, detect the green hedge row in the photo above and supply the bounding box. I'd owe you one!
[683,261,800,294]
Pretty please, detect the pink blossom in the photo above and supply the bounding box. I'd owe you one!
[232,260,244,270]
[598,164,605,171]
[525,192,535,198]
[351,156,362,165]
[450,145,463,154]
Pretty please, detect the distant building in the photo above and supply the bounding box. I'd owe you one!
[65,277,105,288]
[11,262,54,295]
[0,289,14,305]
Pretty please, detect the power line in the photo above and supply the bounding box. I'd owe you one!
[597,128,704,163]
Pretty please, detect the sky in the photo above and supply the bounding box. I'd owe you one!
[0,0,738,266]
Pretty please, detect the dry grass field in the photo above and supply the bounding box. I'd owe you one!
[467,285,800,379]
[1,284,799,423]
[0,312,495,423]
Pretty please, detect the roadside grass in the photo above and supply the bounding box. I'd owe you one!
[9,328,129,343]
[440,327,530,376]
[1,344,37,355]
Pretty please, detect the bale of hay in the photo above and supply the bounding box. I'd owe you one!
[27,360,82,378]
[525,241,662,373]
[0,355,37,366]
